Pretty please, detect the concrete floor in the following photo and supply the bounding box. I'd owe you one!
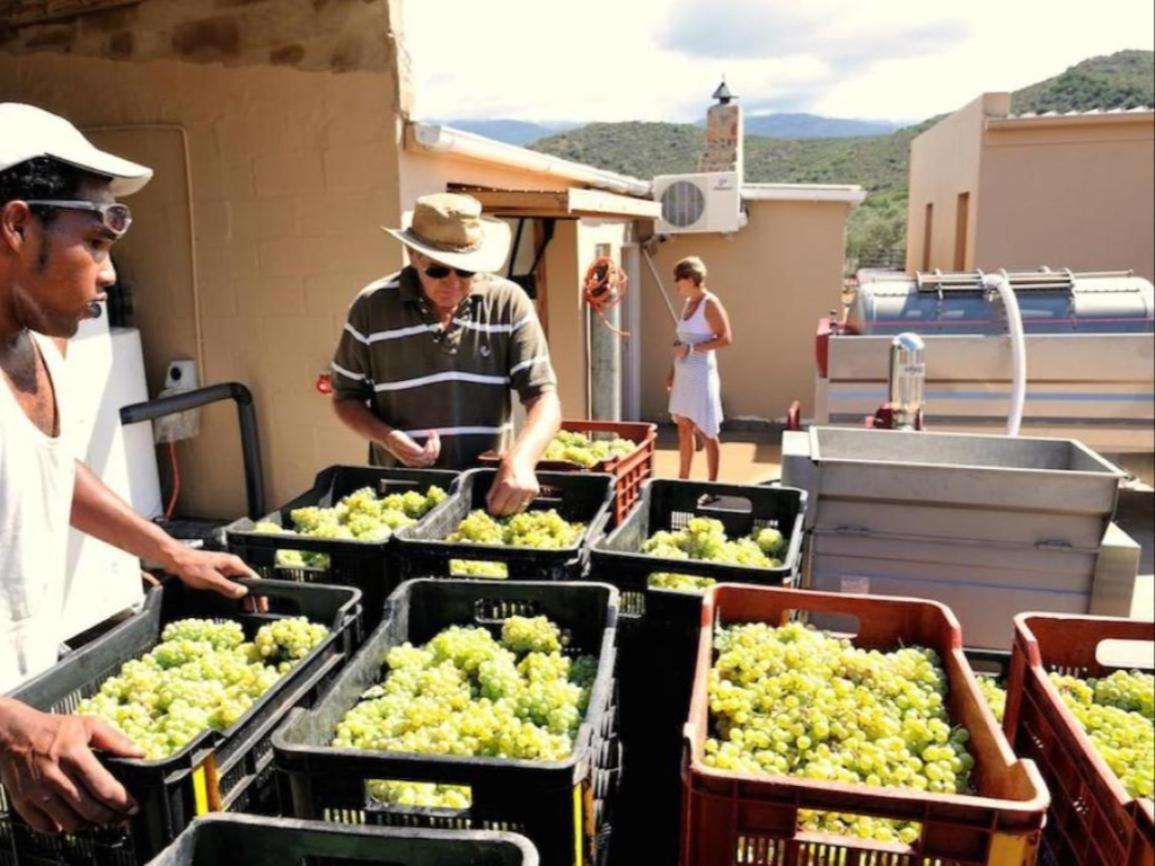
[650,424,1155,630]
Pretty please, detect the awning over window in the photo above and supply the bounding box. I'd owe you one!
[452,186,661,220]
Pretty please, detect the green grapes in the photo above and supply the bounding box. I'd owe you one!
[643,518,785,593]
[447,509,584,550]
[76,617,329,759]
[976,676,1007,723]
[254,485,448,570]
[332,616,598,810]
[542,429,636,468]
[705,620,977,842]
[1049,669,1154,800]
[449,559,510,579]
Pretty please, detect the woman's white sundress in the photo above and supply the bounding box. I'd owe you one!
[668,290,724,439]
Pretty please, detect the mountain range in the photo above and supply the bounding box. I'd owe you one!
[523,50,1154,267]
[441,112,904,144]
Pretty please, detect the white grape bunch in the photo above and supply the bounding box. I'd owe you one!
[332,615,598,810]
[447,509,584,550]
[76,616,329,759]
[705,620,978,844]
[976,676,1006,723]
[643,518,786,593]
[542,429,636,469]
[253,485,448,569]
[1049,669,1154,800]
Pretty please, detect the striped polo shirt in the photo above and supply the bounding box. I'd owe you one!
[331,266,557,468]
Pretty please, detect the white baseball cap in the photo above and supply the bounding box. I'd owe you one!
[0,103,153,197]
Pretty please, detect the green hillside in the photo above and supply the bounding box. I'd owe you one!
[530,51,1153,269]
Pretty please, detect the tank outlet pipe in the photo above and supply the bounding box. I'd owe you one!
[120,383,265,519]
[982,270,1026,436]
[888,332,926,430]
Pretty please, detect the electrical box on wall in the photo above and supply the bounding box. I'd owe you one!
[154,359,200,443]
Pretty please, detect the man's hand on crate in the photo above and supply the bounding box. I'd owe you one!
[160,545,268,612]
[487,455,540,517]
[0,697,141,834]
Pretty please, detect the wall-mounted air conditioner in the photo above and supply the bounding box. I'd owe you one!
[652,171,746,234]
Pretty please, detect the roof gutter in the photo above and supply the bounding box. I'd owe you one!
[987,111,1155,132]
[742,183,867,205]
[406,122,653,197]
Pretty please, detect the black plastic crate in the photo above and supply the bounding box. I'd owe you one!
[148,814,540,865]
[393,469,614,582]
[226,466,460,630]
[0,578,361,866]
[273,579,620,866]
[589,480,806,866]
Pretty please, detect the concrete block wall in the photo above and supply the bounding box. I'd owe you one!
[0,40,407,517]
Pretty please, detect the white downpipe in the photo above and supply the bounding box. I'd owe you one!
[641,247,681,325]
[983,270,1027,436]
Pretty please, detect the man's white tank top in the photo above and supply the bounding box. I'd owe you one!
[0,332,76,690]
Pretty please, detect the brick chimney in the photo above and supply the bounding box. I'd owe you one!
[698,79,743,178]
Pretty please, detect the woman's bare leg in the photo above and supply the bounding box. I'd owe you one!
[675,416,695,479]
[703,432,721,481]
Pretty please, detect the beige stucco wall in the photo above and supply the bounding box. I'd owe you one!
[0,0,407,517]
[905,93,1006,272]
[975,117,1155,280]
[639,199,851,424]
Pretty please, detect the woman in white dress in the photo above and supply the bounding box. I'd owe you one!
[666,256,732,480]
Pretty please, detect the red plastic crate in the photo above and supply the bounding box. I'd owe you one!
[682,584,1049,866]
[1005,613,1154,866]
[480,420,656,526]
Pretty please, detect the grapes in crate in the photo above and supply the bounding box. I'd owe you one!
[543,429,636,469]
[332,615,598,809]
[254,485,448,569]
[1048,669,1154,800]
[76,617,329,759]
[642,517,785,592]
[444,509,585,579]
[976,676,1007,723]
[705,620,978,843]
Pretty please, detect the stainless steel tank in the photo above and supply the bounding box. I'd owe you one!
[847,269,1155,335]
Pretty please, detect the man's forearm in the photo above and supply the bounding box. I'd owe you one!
[507,391,561,468]
[70,462,181,568]
[333,397,393,444]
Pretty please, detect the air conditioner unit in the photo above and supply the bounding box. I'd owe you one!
[652,171,746,234]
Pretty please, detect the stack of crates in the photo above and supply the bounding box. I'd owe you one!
[0,579,361,865]
[226,466,460,630]
[148,815,539,865]
[272,579,621,866]
[1005,612,1154,866]
[589,480,806,865]
[681,584,1050,866]
[394,469,614,581]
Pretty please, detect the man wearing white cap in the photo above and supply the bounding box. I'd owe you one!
[0,104,259,834]
[331,192,562,515]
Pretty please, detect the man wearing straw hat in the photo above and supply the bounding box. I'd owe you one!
[331,192,561,515]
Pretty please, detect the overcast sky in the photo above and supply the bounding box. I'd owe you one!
[402,0,1154,124]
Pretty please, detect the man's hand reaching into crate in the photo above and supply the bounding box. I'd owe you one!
[0,697,141,833]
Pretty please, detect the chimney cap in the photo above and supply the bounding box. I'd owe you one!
[712,80,736,103]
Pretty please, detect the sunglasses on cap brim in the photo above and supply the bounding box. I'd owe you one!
[423,264,476,280]
[23,199,133,237]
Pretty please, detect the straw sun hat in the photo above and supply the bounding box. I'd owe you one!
[383,192,511,273]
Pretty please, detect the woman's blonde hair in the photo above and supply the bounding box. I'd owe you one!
[673,256,707,286]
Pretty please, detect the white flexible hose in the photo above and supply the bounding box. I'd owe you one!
[641,246,682,325]
[984,270,1026,436]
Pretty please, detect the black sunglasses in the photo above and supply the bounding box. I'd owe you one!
[423,264,476,280]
